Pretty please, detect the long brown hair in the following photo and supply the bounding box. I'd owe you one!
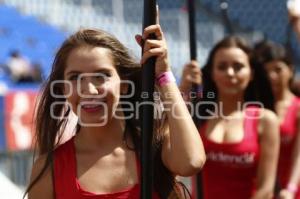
[24,29,184,198]
[197,36,275,126]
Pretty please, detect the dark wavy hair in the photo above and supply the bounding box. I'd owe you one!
[253,40,298,95]
[24,29,186,199]
[197,36,275,126]
[253,40,293,68]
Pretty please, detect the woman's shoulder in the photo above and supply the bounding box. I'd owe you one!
[294,96,300,108]
[294,96,300,101]
[28,136,75,199]
[257,108,279,137]
[28,154,54,199]
[260,108,278,122]
[291,96,300,121]
[244,106,277,123]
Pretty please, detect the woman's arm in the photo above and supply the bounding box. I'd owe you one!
[159,79,206,176]
[28,155,53,199]
[294,19,300,40]
[136,23,206,176]
[291,16,300,41]
[279,107,300,199]
[179,61,202,102]
[252,109,280,199]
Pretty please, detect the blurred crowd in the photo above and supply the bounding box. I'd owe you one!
[0,50,43,83]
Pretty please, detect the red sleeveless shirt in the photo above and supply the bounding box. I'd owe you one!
[53,137,160,199]
[278,97,300,198]
[200,107,260,199]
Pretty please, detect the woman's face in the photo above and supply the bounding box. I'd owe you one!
[212,47,252,96]
[63,46,123,126]
[264,60,293,95]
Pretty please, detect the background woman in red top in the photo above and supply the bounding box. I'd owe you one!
[24,17,206,199]
[180,36,280,199]
[254,41,300,199]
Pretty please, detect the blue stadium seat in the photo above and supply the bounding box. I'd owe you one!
[0,5,66,85]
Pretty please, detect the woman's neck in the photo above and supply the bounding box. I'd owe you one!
[274,89,294,102]
[217,92,244,116]
[76,116,126,152]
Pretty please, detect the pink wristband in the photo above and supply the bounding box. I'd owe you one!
[156,71,175,87]
[286,183,298,193]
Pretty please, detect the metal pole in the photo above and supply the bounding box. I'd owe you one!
[188,0,197,60]
[187,0,203,199]
[285,18,294,60]
[219,0,234,35]
[141,0,156,198]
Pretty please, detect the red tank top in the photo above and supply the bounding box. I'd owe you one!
[278,97,300,198]
[53,137,160,199]
[200,107,260,199]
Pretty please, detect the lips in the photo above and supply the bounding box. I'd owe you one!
[80,99,106,113]
[81,104,103,113]
[221,80,238,87]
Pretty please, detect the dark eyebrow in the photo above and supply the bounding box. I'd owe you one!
[66,70,80,75]
[65,69,112,76]
[233,61,244,65]
[93,69,112,73]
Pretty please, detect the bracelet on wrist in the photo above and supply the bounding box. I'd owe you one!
[286,183,298,193]
[156,71,176,87]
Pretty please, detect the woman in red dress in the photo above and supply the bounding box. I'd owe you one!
[180,36,280,199]
[25,20,206,199]
[254,41,300,199]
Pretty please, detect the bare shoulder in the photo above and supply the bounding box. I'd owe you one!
[260,109,278,125]
[258,109,279,139]
[28,154,54,199]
